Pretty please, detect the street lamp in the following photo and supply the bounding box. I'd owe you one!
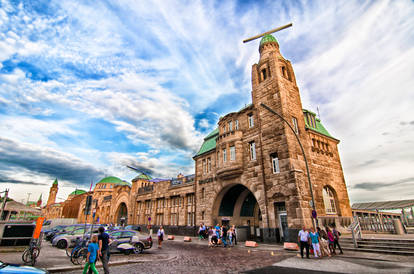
[260,103,317,229]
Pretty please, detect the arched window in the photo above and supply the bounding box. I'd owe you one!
[322,186,337,214]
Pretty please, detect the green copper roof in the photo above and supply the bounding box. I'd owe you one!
[137,174,152,180]
[53,178,58,185]
[97,176,131,187]
[194,128,219,157]
[303,109,336,139]
[260,34,278,46]
[70,189,86,196]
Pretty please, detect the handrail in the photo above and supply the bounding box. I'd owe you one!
[350,216,362,248]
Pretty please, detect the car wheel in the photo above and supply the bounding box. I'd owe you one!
[134,243,144,254]
[57,239,67,249]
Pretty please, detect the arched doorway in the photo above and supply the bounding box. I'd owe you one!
[116,202,128,226]
[212,184,263,241]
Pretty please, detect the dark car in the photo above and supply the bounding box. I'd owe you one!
[124,225,141,232]
[0,261,49,273]
[108,230,152,254]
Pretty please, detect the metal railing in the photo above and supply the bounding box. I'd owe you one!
[350,216,362,248]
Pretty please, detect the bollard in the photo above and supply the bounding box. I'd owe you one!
[167,235,175,240]
[183,236,192,242]
[245,241,258,247]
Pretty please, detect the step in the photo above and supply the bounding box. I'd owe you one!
[342,238,414,244]
[341,240,414,247]
[341,246,414,256]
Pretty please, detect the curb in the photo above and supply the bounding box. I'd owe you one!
[47,255,178,273]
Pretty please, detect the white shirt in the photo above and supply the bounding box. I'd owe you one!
[298,230,309,242]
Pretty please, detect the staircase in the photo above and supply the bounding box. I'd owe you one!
[341,237,414,256]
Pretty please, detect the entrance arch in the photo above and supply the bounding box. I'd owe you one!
[212,184,264,241]
[116,202,128,226]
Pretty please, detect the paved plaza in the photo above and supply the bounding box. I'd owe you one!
[1,236,414,273]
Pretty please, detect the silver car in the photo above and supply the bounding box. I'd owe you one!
[52,226,98,249]
[108,230,152,254]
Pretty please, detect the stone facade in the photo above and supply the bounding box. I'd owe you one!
[43,35,352,243]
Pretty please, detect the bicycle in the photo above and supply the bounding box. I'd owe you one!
[70,237,89,265]
[22,233,42,266]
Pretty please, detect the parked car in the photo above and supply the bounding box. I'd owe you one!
[48,224,87,242]
[52,225,100,249]
[43,225,67,240]
[0,261,49,273]
[124,225,141,232]
[108,230,152,254]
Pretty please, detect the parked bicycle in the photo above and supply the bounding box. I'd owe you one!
[22,233,43,266]
[69,237,89,265]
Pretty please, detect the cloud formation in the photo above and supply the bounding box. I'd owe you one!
[0,0,413,204]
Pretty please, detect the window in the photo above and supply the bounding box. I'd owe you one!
[271,153,280,174]
[248,114,254,128]
[222,125,226,133]
[261,68,267,80]
[202,211,205,220]
[322,186,337,214]
[217,152,220,167]
[170,213,178,225]
[235,120,239,130]
[292,117,298,135]
[207,157,211,172]
[202,159,206,174]
[223,148,227,163]
[187,212,195,226]
[201,188,205,199]
[230,146,235,161]
[249,141,256,160]
[228,121,233,131]
[156,213,163,225]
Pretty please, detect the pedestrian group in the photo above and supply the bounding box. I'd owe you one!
[298,223,343,259]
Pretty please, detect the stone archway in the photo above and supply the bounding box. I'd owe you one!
[211,184,265,241]
[116,202,128,226]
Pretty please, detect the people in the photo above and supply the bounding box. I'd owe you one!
[231,225,237,245]
[326,226,335,255]
[210,227,218,247]
[298,226,310,259]
[221,225,228,247]
[317,226,331,257]
[98,226,110,274]
[309,227,321,258]
[332,224,343,254]
[227,227,233,246]
[198,223,206,240]
[83,235,99,274]
[157,226,165,248]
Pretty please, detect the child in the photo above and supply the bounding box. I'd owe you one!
[83,235,99,274]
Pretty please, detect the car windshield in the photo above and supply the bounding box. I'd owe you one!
[0,261,6,269]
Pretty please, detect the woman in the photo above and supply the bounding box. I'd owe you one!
[157,226,165,249]
[83,235,99,274]
[317,227,331,257]
[326,226,335,255]
[309,227,321,258]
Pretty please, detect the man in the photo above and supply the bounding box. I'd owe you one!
[221,225,228,247]
[298,226,310,259]
[98,226,110,274]
[332,224,343,254]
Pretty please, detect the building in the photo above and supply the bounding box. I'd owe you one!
[191,34,352,242]
[43,34,352,243]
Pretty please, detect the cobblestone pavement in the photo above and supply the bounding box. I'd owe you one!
[58,241,291,274]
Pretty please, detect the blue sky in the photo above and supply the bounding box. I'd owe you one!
[0,0,413,205]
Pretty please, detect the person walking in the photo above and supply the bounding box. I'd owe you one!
[232,225,237,245]
[298,226,310,259]
[332,224,344,254]
[157,226,165,248]
[309,227,321,258]
[97,226,110,274]
[227,228,233,246]
[326,226,335,255]
[83,235,99,274]
[317,227,331,257]
[221,225,228,247]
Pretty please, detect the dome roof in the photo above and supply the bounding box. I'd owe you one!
[134,174,153,181]
[97,176,131,187]
[70,189,86,196]
[53,178,58,185]
[259,34,278,46]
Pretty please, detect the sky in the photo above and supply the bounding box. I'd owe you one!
[0,0,413,206]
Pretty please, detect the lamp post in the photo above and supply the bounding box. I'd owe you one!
[260,103,317,229]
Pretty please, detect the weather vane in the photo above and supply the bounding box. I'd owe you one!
[243,23,293,43]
